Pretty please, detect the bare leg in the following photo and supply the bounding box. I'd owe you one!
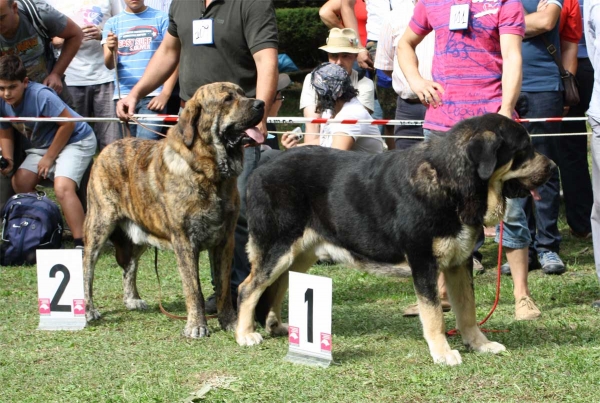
[54,177,85,239]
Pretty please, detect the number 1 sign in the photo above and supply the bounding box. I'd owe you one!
[36,249,86,331]
[285,272,332,367]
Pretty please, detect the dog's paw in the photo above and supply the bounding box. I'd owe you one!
[432,349,463,366]
[183,324,210,339]
[472,341,506,354]
[124,298,148,311]
[266,322,288,337]
[236,332,264,346]
[86,309,101,321]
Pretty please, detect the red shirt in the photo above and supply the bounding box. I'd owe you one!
[354,0,368,46]
[559,0,583,43]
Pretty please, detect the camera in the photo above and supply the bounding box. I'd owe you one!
[292,126,303,141]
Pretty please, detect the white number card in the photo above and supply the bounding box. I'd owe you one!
[36,249,86,331]
[285,272,332,367]
[193,19,214,45]
[449,4,469,30]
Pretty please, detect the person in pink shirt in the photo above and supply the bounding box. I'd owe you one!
[398,0,524,132]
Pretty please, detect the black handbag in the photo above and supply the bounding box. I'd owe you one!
[541,35,580,107]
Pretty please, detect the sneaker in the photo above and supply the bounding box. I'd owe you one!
[538,251,566,275]
[473,258,485,274]
[204,294,217,315]
[515,296,541,320]
[75,245,84,250]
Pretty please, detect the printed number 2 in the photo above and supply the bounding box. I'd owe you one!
[305,288,313,343]
[49,264,71,312]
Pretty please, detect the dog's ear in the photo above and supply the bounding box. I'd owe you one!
[178,98,202,148]
[467,130,502,180]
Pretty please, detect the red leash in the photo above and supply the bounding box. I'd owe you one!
[447,221,509,336]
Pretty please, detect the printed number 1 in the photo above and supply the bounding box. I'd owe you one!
[49,264,71,312]
[305,288,313,343]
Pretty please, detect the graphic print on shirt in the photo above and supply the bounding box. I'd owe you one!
[117,26,159,56]
[0,36,46,84]
[75,6,104,26]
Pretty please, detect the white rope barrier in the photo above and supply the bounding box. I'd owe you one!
[0,116,591,139]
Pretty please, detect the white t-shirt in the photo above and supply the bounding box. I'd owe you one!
[299,70,375,113]
[47,0,121,86]
[320,97,384,154]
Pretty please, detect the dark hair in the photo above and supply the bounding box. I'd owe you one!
[0,55,27,82]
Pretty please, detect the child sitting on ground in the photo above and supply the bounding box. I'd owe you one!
[0,55,97,249]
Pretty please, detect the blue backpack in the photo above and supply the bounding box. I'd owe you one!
[0,192,63,266]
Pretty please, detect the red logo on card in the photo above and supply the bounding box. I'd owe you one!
[289,326,300,345]
[73,299,85,316]
[38,298,51,315]
[320,333,332,352]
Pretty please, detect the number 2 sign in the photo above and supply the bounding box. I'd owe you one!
[285,272,332,367]
[36,249,86,331]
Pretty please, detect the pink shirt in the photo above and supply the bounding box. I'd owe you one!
[409,0,525,132]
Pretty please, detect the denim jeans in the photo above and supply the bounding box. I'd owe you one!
[495,198,531,249]
[116,96,165,140]
[514,91,564,255]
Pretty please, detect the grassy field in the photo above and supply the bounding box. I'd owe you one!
[1,84,599,402]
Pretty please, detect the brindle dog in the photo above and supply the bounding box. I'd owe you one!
[83,82,264,338]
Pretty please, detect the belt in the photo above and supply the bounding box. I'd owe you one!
[402,98,422,104]
[180,99,186,108]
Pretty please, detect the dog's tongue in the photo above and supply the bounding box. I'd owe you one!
[245,127,264,144]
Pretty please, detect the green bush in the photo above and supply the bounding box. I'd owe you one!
[276,7,329,69]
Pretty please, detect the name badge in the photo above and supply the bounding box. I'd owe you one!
[449,4,469,30]
[193,19,213,45]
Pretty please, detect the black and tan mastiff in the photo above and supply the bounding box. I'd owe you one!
[235,114,556,365]
[83,82,264,338]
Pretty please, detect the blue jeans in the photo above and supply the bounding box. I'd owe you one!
[495,198,531,249]
[515,91,564,255]
[116,96,165,140]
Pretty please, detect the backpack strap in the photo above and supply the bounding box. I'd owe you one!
[17,0,50,40]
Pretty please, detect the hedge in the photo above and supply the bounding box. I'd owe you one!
[276,7,330,69]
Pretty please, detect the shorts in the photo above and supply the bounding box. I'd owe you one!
[20,133,97,188]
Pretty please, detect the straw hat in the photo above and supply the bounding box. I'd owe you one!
[318,28,363,54]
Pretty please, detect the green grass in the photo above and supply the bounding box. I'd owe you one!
[2,84,599,401]
[1,218,599,402]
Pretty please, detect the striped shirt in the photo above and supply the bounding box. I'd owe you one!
[102,7,168,99]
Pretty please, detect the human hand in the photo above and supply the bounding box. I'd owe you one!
[37,155,55,179]
[43,72,63,94]
[409,77,444,108]
[82,25,101,41]
[357,50,374,70]
[148,93,169,111]
[105,32,118,52]
[52,37,64,49]
[0,156,14,176]
[537,0,548,11]
[281,131,300,149]
[116,94,139,120]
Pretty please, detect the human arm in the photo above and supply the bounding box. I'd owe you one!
[330,133,355,150]
[320,0,344,29]
[252,47,278,140]
[102,32,118,70]
[339,0,372,69]
[498,34,523,119]
[117,33,181,119]
[524,2,562,39]
[37,109,75,179]
[0,127,15,176]
[397,27,444,107]
[148,65,180,111]
[302,105,323,145]
[44,18,83,94]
